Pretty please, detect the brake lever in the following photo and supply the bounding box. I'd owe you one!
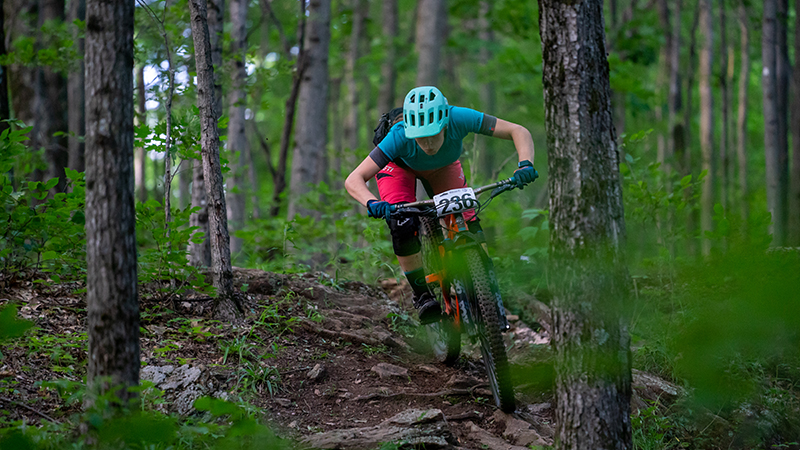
[489,183,515,199]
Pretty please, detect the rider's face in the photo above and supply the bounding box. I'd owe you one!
[415,128,446,156]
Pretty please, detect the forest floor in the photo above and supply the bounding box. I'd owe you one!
[0,268,679,449]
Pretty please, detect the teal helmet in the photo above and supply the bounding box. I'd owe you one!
[403,86,449,138]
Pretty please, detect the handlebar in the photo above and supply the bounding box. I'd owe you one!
[389,177,517,216]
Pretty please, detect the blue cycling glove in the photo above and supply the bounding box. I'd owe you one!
[367,200,393,220]
[513,160,539,189]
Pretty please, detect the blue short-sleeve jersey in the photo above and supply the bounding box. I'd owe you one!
[374,106,496,171]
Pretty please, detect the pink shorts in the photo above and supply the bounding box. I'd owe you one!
[375,160,476,220]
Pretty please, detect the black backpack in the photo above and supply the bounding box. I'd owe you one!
[372,107,404,147]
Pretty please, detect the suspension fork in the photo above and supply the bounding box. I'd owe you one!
[425,214,463,327]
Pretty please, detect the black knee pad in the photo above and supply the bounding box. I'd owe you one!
[388,216,421,256]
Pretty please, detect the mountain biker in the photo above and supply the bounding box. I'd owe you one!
[344,86,538,324]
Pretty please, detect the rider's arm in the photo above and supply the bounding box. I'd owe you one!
[492,118,535,165]
[345,156,382,207]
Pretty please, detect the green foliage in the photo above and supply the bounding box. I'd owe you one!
[632,401,675,450]
[1,124,87,281]
[0,377,291,449]
[0,18,83,73]
[136,200,215,300]
[239,181,397,283]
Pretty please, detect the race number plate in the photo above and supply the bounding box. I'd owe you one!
[434,187,478,217]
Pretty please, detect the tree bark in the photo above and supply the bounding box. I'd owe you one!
[538,0,632,448]
[85,0,139,405]
[789,0,800,245]
[189,0,223,266]
[0,0,10,134]
[270,0,307,217]
[699,0,715,256]
[718,0,729,212]
[476,0,496,181]
[67,0,85,172]
[776,0,791,243]
[415,0,446,86]
[287,0,330,219]
[135,65,147,203]
[37,0,69,192]
[189,0,240,320]
[763,0,788,246]
[680,0,701,257]
[6,0,36,130]
[377,0,398,115]
[227,0,247,258]
[344,0,366,155]
[736,2,750,227]
[667,0,681,184]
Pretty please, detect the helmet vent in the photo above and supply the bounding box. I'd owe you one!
[419,113,425,126]
[410,94,415,103]
[429,111,434,125]
[445,108,449,117]
[410,114,415,126]
[420,95,425,103]
[429,92,436,101]
[438,110,443,121]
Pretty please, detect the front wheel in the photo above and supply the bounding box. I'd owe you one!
[464,247,515,412]
[419,216,461,365]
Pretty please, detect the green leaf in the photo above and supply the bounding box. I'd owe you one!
[71,211,85,225]
[0,305,33,341]
[41,251,58,260]
[193,396,240,416]
[44,178,59,190]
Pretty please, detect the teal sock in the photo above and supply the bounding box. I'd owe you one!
[404,268,429,297]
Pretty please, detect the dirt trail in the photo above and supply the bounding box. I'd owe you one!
[0,268,678,449]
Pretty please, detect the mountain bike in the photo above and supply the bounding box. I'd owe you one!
[390,177,518,412]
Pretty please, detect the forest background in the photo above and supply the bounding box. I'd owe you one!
[2,0,800,448]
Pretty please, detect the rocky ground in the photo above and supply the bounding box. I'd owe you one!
[0,268,680,449]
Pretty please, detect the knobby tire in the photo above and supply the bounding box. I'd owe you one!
[464,247,515,412]
[419,216,461,365]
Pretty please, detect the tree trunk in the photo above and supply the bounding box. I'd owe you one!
[476,0,496,181]
[67,0,85,172]
[344,0,366,155]
[37,0,69,192]
[0,0,10,134]
[538,0,632,448]
[680,0,701,257]
[6,0,36,130]
[699,0,715,256]
[135,65,147,203]
[667,0,681,188]
[85,0,139,405]
[763,0,788,246]
[179,161,191,209]
[377,0,398,115]
[718,0,729,212]
[789,0,800,245]
[776,0,791,243]
[737,2,750,227]
[226,0,247,258]
[189,158,212,266]
[189,0,240,320]
[189,0,223,266]
[270,0,306,217]
[330,76,343,176]
[287,0,330,219]
[415,0,446,86]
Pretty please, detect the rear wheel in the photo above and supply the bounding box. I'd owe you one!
[419,216,461,365]
[464,247,515,412]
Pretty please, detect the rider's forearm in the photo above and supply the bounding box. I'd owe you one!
[510,126,535,165]
[344,172,378,207]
